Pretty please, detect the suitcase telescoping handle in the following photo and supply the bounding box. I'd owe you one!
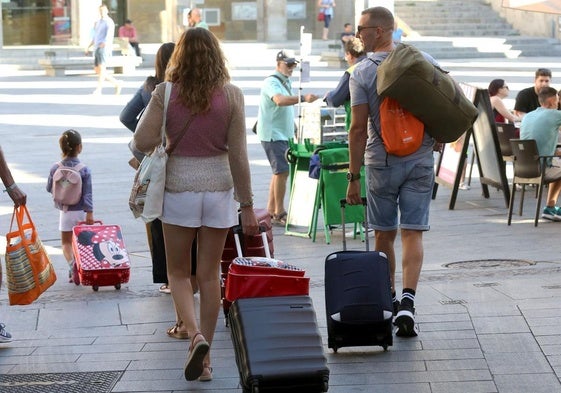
[232,224,271,259]
[340,197,369,252]
[76,220,103,226]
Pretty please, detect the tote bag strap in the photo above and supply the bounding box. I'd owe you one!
[160,81,172,146]
[9,205,31,235]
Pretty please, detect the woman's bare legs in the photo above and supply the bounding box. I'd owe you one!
[162,223,227,378]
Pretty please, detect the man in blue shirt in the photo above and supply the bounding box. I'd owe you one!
[86,5,122,95]
[256,50,318,226]
[520,86,561,221]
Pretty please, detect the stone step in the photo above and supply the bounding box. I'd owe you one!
[395,0,520,38]
[413,29,519,37]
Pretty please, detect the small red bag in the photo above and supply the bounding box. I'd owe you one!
[317,11,325,22]
[379,96,425,156]
[225,257,309,302]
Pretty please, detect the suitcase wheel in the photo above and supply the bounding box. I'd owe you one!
[115,284,121,290]
[382,344,388,351]
[332,346,338,353]
[93,285,99,292]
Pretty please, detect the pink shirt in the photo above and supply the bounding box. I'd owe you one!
[118,25,137,42]
[165,89,229,157]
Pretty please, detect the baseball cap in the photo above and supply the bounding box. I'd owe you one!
[276,50,298,65]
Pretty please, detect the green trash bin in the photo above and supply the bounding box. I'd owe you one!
[311,147,366,244]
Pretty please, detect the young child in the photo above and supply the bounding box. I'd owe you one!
[46,129,94,283]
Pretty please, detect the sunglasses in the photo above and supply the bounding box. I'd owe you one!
[285,62,297,68]
[356,25,380,34]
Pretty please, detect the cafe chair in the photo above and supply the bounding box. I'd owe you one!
[508,139,554,227]
[495,122,518,162]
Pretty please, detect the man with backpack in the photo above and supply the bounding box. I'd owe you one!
[345,6,439,337]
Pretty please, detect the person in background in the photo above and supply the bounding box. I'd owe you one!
[392,21,408,43]
[340,23,355,46]
[324,37,367,131]
[514,68,552,118]
[134,28,259,383]
[318,0,336,40]
[118,19,141,57]
[46,130,94,284]
[85,4,122,95]
[256,50,319,226]
[189,8,208,30]
[347,6,438,337]
[489,79,520,124]
[0,145,27,343]
[519,87,561,221]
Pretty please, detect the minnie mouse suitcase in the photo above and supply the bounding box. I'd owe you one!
[72,222,131,291]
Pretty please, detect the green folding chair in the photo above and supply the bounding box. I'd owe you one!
[311,147,366,244]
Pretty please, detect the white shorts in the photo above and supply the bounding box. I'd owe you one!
[160,189,238,228]
[59,210,86,232]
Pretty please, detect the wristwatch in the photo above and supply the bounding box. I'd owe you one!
[346,172,361,182]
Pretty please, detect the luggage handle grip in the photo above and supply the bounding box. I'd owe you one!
[232,225,271,259]
[340,198,369,252]
[75,220,103,226]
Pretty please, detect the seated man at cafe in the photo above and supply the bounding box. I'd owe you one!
[519,86,561,221]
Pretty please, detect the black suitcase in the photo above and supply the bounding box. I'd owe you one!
[229,295,329,393]
[324,199,393,352]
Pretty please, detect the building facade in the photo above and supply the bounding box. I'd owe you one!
[0,0,359,48]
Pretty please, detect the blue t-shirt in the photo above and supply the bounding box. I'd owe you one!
[93,17,115,49]
[256,72,294,142]
[319,0,334,17]
[520,107,561,162]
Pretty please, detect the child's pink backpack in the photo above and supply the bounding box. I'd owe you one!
[52,162,85,210]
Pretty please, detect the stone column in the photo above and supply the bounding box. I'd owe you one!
[0,6,3,48]
[78,0,102,48]
[368,0,394,14]
[264,0,287,42]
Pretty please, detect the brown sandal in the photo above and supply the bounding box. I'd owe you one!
[166,322,189,340]
[198,365,213,382]
[184,332,209,381]
[272,211,287,226]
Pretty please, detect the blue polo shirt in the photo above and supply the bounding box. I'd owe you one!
[256,72,294,142]
[520,107,561,162]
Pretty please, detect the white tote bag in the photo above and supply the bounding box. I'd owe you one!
[136,82,172,222]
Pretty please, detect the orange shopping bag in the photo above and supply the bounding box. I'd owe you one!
[5,205,57,305]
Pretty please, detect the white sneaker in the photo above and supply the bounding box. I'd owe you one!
[0,323,12,343]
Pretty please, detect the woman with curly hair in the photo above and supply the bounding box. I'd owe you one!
[134,28,259,383]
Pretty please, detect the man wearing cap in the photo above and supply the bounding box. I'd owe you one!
[256,50,319,226]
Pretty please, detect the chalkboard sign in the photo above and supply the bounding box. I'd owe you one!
[433,84,510,209]
[470,88,510,206]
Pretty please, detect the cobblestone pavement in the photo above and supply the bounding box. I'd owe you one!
[0,43,560,392]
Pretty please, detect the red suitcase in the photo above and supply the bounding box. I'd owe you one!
[221,208,274,325]
[72,222,131,291]
[225,256,309,302]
